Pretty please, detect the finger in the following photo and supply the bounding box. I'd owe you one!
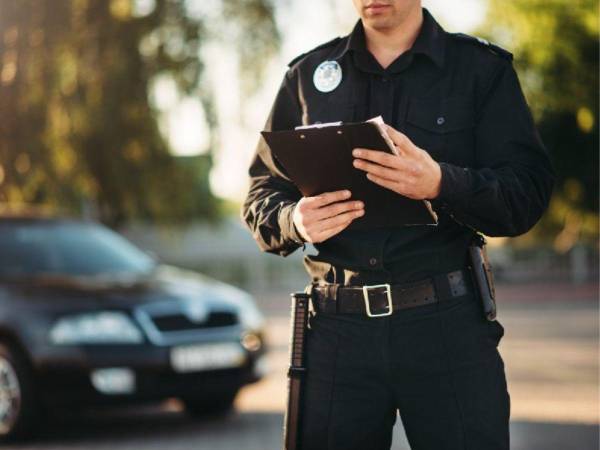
[353,158,398,181]
[314,208,364,232]
[366,172,404,194]
[352,148,400,169]
[314,220,353,242]
[384,125,417,155]
[313,200,364,221]
[355,148,423,178]
[366,173,421,199]
[313,210,363,241]
[306,189,352,208]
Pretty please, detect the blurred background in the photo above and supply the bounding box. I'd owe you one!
[0,0,597,449]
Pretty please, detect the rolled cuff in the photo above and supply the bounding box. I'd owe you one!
[278,202,306,249]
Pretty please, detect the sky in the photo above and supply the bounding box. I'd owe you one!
[159,0,487,203]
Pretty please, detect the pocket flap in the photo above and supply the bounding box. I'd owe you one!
[406,96,474,134]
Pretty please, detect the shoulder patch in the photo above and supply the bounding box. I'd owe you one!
[287,37,343,67]
[449,32,513,61]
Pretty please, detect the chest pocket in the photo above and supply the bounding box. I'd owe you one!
[305,100,359,125]
[404,96,475,164]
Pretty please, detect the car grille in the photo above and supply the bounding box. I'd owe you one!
[134,302,241,346]
[151,311,238,332]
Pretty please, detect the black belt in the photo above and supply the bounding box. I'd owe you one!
[309,268,475,317]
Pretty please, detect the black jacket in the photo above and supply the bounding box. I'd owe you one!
[241,7,556,286]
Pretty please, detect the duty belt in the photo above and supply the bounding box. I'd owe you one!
[309,268,474,317]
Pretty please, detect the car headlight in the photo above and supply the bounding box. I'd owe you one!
[49,311,144,345]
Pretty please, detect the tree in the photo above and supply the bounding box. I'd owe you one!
[479,0,599,248]
[0,0,278,226]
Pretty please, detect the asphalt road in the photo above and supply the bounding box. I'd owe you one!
[4,283,599,450]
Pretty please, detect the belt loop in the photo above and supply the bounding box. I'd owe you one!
[325,283,337,301]
[464,267,478,295]
[432,273,451,302]
[328,283,340,313]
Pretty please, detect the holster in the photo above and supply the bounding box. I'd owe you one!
[468,233,497,321]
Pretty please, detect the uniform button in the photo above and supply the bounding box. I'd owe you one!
[369,257,378,266]
[436,116,445,125]
[381,77,389,83]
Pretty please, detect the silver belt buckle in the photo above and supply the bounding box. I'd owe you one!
[362,284,393,317]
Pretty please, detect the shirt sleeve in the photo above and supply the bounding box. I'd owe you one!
[240,69,306,257]
[429,59,556,237]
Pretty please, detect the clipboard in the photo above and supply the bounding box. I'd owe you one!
[261,119,438,231]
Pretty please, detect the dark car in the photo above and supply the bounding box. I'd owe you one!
[0,215,267,440]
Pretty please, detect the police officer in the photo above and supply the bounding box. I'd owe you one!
[242,1,556,449]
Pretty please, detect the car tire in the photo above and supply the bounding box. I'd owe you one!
[0,341,41,442]
[181,388,239,417]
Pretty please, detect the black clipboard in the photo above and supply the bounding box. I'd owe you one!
[261,120,438,231]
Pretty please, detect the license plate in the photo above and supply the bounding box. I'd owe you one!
[170,342,246,373]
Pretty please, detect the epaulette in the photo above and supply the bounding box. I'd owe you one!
[449,32,513,61]
[287,37,343,67]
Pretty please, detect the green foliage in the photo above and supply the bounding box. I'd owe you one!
[0,0,278,227]
[479,0,599,247]
[173,154,220,222]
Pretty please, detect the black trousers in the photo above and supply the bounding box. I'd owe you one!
[299,292,510,450]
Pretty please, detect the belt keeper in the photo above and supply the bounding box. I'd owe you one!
[432,273,451,302]
[328,284,339,313]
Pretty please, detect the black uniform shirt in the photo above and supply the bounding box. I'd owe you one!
[241,7,556,286]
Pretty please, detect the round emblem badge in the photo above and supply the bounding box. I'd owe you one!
[313,60,342,93]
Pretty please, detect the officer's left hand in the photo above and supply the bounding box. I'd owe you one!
[352,125,442,200]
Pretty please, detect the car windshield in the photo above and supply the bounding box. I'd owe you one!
[0,220,156,279]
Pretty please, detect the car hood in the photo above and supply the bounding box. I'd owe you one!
[0,265,259,315]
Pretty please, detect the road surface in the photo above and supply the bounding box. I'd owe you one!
[5,283,599,450]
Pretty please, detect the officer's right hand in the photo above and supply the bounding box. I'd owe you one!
[292,190,364,243]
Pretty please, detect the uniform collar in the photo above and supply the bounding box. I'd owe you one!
[329,7,446,70]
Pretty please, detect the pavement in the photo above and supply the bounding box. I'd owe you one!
[4,282,598,450]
